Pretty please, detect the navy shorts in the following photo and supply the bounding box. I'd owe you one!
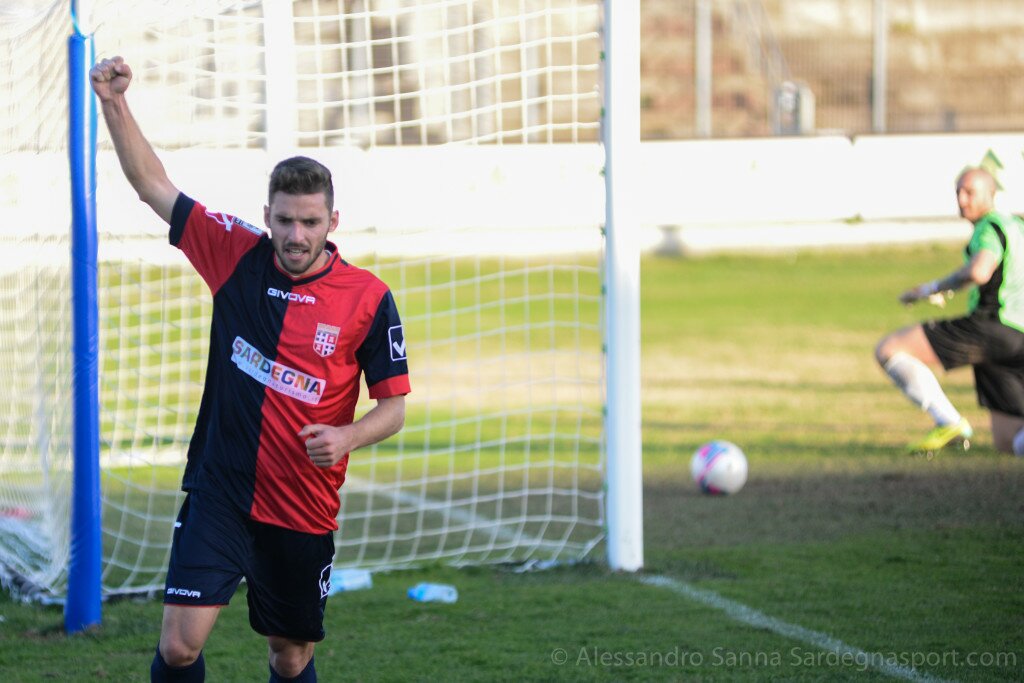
[923,314,1024,418]
[164,490,335,642]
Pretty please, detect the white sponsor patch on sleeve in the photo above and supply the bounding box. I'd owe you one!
[232,216,264,236]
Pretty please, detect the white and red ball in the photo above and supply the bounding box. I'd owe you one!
[690,440,748,495]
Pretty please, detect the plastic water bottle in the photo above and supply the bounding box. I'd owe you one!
[328,568,373,595]
[407,582,458,603]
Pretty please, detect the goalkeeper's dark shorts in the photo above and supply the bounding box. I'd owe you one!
[923,313,1024,418]
[163,490,335,642]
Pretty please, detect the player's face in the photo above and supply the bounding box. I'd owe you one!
[956,173,994,224]
[265,192,339,277]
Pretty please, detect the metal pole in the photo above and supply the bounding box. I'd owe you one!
[872,0,888,133]
[602,0,644,572]
[66,0,102,633]
[262,0,299,155]
[695,0,712,138]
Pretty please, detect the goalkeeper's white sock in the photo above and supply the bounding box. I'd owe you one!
[1012,428,1024,456]
[883,351,962,427]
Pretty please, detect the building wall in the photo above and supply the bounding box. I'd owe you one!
[641,0,1024,139]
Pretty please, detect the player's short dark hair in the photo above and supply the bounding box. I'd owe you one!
[269,156,334,212]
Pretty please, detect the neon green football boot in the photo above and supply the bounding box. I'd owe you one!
[907,418,973,454]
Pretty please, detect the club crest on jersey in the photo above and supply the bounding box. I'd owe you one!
[314,323,341,358]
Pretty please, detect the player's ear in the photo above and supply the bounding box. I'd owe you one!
[264,204,271,228]
[329,209,340,233]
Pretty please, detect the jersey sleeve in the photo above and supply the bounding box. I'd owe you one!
[356,290,411,399]
[969,217,1006,264]
[169,193,266,294]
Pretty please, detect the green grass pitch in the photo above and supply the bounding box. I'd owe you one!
[1,243,1022,681]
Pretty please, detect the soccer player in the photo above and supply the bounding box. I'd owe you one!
[875,166,1024,455]
[91,56,409,682]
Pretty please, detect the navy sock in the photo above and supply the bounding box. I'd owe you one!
[151,646,205,682]
[269,655,316,682]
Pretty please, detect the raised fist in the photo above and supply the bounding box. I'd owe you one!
[90,56,132,101]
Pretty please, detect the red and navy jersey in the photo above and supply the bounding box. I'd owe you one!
[169,194,410,533]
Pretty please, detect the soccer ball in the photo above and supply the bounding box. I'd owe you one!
[690,441,748,495]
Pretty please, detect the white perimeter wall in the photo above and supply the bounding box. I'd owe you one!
[640,133,1024,254]
[7,133,1024,257]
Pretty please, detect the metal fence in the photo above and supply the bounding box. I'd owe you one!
[642,0,1024,139]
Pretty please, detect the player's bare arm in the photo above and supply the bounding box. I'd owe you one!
[299,395,406,468]
[90,56,179,223]
[899,249,998,305]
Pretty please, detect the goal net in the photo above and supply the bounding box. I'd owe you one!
[0,0,606,602]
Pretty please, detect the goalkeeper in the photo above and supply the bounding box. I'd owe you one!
[91,56,410,682]
[875,166,1024,455]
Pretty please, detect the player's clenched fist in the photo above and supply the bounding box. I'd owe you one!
[90,56,132,101]
[299,424,356,469]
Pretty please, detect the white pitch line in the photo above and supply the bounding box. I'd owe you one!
[640,575,952,683]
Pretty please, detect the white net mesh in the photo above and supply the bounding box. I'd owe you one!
[0,0,605,601]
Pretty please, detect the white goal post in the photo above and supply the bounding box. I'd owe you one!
[0,0,642,628]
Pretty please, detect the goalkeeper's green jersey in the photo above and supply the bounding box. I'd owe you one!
[965,210,1024,332]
